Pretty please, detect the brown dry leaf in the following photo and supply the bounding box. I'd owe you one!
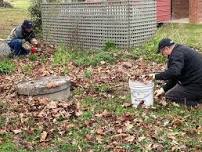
[121,61,132,69]
[167,132,178,142]
[46,101,57,109]
[96,128,105,135]
[12,129,22,134]
[65,124,75,130]
[100,61,106,65]
[95,110,112,118]
[171,145,187,151]
[85,134,94,141]
[172,118,184,127]
[75,110,83,117]
[117,128,123,134]
[0,129,7,134]
[152,143,164,151]
[96,135,103,144]
[0,85,4,93]
[111,133,128,141]
[49,45,54,48]
[122,102,132,108]
[157,97,168,106]
[38,98,49,105]
[40,131,48,142]
[138,136,146,142]
[197,126,202,134]
[125,123,134,131]
[125,135,135,142]
[38,109,46,117]
[47,82,59,89]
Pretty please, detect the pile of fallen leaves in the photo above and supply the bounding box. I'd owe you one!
[1,43,201,151]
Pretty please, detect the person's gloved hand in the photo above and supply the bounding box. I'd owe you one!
[154,88,165,97]
[22,42,32,51]
[31,38,38,45]
[148,73,155,80]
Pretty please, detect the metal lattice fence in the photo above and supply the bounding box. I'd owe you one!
[41,0,156,49]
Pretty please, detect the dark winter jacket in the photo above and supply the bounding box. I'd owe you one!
[155,44,202,92]
[7,25,35,43]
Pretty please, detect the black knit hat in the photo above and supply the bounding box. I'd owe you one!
[157,38,175,53]
[22,20,33,29]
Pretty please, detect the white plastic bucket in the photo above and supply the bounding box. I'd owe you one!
[129,79,154,108]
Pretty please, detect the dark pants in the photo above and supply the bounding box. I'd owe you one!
[8,39,28,56]
[165,84,202,107]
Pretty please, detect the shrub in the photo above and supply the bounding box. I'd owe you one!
[28,0,42,35]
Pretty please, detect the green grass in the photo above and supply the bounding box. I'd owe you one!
[1,5,202,151]
[132,23,202,63]
[53,44,118,67]
[0,141,17,152]
[6,0,31,10]
[0,59,15,74]
[21,64,33,75]
[51,23,202,67]
[0,0,30,39]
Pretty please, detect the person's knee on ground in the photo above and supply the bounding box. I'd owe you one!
[8,39,29,56]
[165,90,200,107]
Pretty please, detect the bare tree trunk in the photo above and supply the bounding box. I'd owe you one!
[0,0,4,7]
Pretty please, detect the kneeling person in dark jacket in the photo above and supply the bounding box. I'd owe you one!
[7,20,38,56]
[154,38,202,107]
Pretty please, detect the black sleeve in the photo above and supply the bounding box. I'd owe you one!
[155,51,184,80]
[163,79,177,92]
[25,32,36,43]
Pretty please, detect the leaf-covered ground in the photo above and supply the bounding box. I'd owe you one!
[0,43,201,152]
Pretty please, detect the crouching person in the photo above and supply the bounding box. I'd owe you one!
[7,20,38,56]
[152,38,202,107]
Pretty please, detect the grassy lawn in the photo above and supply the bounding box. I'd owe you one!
[0,37,202,151]
[154,24,202,50]
[0,1,202,151]
[0,0,30,39]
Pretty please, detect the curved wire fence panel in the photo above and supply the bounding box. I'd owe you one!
[41,0,156,49]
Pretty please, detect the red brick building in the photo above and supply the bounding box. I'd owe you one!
[85,0,202,24]
[171,0,202,23]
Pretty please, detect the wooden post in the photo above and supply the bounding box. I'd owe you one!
[189,0,202,23]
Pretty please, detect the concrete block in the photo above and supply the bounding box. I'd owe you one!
[16,76,71,101]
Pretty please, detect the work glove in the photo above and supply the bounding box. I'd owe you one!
[148,73,155,80]
[154,88,165,97]
[22,41,32,51]
[31,38,38,45]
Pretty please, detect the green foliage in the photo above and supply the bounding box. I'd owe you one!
[28,0,42,35]
[53,45,117,67]
[131,37,165,63]
[103,40,117,51]
[131,23,202,63]
[0,142,17,152]
[57,144,78,152]
[29,54,37,61]
[0,59,15,74]
[22,64,33,75]
[84,68,93,78]
[94,51,115,63]
[53,46,70,65]
[95,83,111,93]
